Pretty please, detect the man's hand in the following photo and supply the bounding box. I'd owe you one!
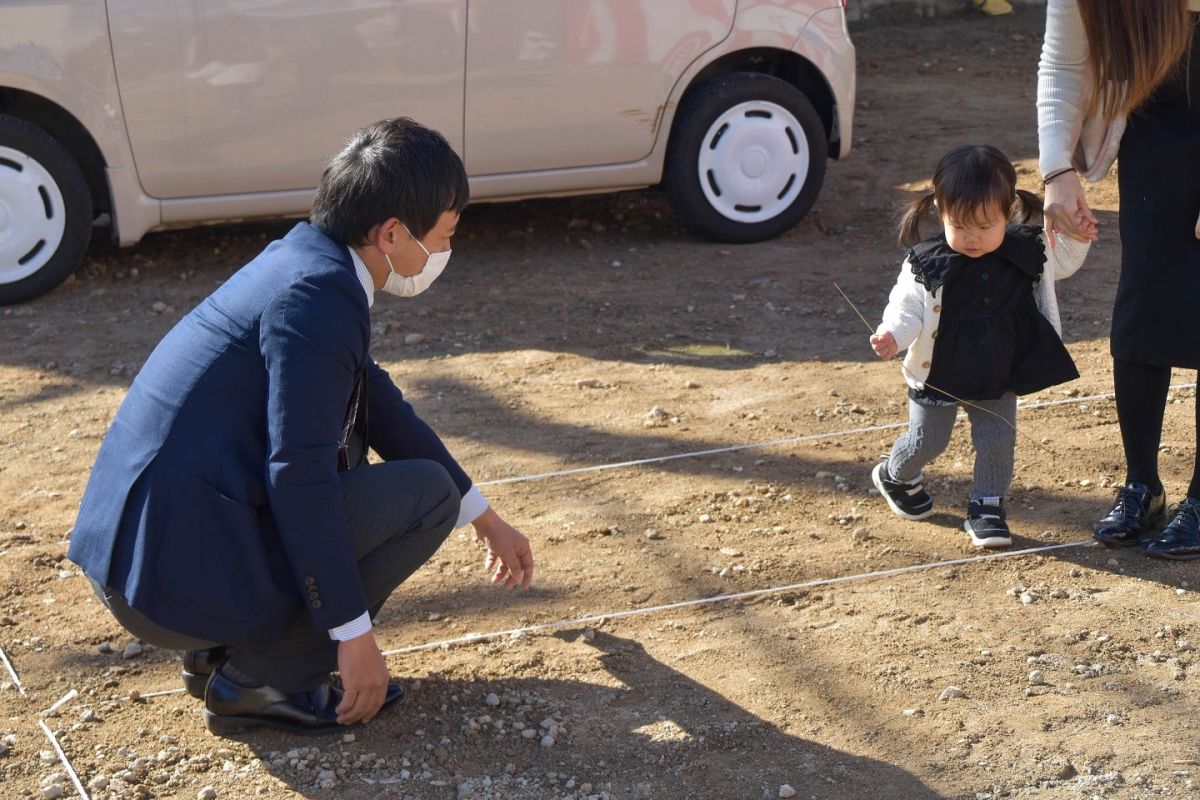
[870,331,898,361]
[335,630,390,725]
[1043,171,1098,245]
[471,508,534,589]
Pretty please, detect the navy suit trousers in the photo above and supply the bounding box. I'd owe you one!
[93,457,460,692]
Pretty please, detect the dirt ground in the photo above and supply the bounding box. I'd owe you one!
[3,8,1200,800]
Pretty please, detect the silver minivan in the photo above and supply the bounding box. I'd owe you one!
[0,0,854,304]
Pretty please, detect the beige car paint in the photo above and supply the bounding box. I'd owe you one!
[0,0,854,247]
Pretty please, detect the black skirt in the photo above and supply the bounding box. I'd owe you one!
[1112,16,1200,369]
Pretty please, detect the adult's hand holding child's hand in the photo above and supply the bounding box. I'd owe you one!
[870,332,897,361]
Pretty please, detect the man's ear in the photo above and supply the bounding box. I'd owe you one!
[375,218,404,255]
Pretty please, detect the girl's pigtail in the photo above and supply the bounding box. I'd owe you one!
[898,192,937,247]
[1014,189,1044,224]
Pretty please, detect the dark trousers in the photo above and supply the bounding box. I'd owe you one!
[93,458,460,692]
[1113,359,1200,500]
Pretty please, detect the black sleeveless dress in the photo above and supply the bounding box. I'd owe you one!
[907,225,1079,403]
[1112,14,1200,369]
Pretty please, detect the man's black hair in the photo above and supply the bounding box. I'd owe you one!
[311,117,469,246]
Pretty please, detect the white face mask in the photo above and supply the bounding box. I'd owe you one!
[381,224,451,297]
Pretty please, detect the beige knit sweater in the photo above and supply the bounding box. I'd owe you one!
[1037,0,1200,181]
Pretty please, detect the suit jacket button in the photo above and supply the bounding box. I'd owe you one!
[931,330,938,339]
[921,361,931,369]
[933,304,941,313]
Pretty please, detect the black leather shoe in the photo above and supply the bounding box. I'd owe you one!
[1143,497,1200,561]
[1094,482,1166,546]
[203,667,404,737]
[182,647,228,699]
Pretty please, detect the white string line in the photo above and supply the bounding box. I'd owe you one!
[88,382,1198,699]
[380,539,1092,656]
[38,719,91,800]
[0,643,24,695]
[112,539,1094,701]
[475,384,1196,487]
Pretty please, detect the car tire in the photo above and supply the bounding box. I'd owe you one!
[666,73,827,243]
[0,114,93,304]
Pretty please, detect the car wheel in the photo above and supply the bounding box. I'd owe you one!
[666,73,827,243]
[0,115,93,304]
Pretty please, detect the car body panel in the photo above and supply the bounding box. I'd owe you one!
[463,0,735,175]
[0,0,853,246]
[106,0,467,198]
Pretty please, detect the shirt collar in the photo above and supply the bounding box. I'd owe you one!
[346,246,376,309]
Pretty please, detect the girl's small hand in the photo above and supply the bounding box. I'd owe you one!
[870,332,897,361]
[1194,208,1199,240]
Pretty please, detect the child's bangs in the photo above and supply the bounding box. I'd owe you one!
[938,174,1012,226]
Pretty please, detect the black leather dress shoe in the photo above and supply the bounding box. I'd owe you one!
[182,647,228,699]
[1143,498,1200,561]
[203,667,404,737]
[1094,482,1166,546]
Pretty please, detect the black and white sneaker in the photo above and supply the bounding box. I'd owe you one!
[964,498,1012,548]
[872,462,934,520]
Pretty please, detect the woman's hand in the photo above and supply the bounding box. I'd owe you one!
[1043,171,1098,244]
[870,331,898,361]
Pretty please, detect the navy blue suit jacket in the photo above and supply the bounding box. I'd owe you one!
[68,223,471,644]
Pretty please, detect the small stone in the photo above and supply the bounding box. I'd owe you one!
[128,690,142,702]
[539,734,556,748]
[1106,558,1120,569]
[939,686,964,701]
[41,786,65,800]
[852,527,871,542]
[81,709,98,722]
[1106,714,1121,725]
[1028,670,1045,686]
[719,547,743,557]
[699,514,712,523]
[763,349,778,359]
[683,381,701,389]
[902,708,922,717]
[644,529,662,540]
[1020,591,1036,605]
[575,378,602,389]
[122,642,144,660]
[1177,640,1195,652]
[197,787,218,800]
[521,729,536,739]
[403,333,426,346]
[779,785,796,798]
[342,733,355,743]
[151,301,168,314]
[1050,588,1068,599]
[97,642,114,655]
[485,693,500,707]
[0,742,8,757]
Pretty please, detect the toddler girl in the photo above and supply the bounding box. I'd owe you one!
[870,144,1089,547]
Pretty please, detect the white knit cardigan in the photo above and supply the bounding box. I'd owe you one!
[875,232,1091,392]
[1038,0,1200,182]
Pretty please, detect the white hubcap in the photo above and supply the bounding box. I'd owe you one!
[697,100,810,224]
[0,145,66,284]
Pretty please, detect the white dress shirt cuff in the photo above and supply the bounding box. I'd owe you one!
[456,486,489,529]
[328,611,372,641]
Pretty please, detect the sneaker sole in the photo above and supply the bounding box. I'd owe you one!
[963,520,1012,549]
[872,463,934,521]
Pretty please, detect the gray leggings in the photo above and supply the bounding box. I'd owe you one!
[887,392,1017,502]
